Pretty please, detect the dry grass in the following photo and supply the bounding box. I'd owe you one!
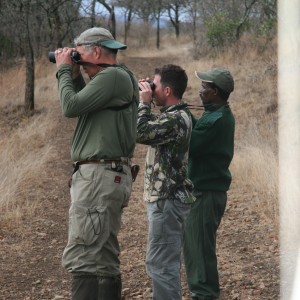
[0,61,58,226]
[0,62,26,107]
[0,35,278,226]
[124,32,193,59]
[231,116,278,221]
[0,115,54,223]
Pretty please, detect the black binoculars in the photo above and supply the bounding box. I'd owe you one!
[139,80,156,91]
[48,51,81,63]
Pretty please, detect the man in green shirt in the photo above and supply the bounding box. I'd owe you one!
[54,27,139,300]
[183,68,235,300]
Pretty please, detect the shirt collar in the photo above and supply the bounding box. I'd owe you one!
[160,100,187,113]
[203,102,229,112]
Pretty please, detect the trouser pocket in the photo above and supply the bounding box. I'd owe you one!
[69,204,107,246]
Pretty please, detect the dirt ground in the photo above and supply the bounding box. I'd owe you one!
[0,56,279,300]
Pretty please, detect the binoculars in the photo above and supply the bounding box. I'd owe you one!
[147,80,156,91]
[48,51,81,63]
[139,80,156,91]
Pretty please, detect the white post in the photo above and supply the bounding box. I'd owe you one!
[278,1,300,299]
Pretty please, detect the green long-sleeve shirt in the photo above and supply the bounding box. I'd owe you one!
[188,103,235,192]
[57,64,139,161]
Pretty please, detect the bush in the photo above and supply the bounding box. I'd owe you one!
[205,12,248,48]
[258,17,277,38]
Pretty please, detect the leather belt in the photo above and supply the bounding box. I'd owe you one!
[72,159,130,175]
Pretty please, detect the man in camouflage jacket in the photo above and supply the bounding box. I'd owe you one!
[137,64,195,300]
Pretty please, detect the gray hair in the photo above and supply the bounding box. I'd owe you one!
[81,44,95,53]
[75,42,117,58]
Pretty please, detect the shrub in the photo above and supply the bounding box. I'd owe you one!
[205,12,249,48]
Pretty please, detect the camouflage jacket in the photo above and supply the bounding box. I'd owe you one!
[137,101,195,203]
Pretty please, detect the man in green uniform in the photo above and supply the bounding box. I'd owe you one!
[137,64,195,300]
[183,68,235,300]
[54,27,139,300]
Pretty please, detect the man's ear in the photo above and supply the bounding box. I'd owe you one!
[164,86,171,96]
[94,46,102,59]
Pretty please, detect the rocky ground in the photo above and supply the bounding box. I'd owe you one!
[0,56,279,300]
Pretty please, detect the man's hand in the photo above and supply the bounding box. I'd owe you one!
[138,80,153,105]
[55,47,80,78]
[55,47,72,67]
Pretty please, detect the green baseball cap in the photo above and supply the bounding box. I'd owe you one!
[195,67,234,94]
[74,27,127,50]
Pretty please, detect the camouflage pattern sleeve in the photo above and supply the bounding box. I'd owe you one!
[136,101,195,203]
[137,103,181,145]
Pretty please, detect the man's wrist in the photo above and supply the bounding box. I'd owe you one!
[140,100,151,106]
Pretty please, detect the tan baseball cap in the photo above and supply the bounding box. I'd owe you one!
[74,27,127,50]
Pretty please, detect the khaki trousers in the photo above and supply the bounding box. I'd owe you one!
[62,163,132,277]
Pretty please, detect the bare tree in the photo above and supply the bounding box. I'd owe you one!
[23,1,35,113]
[91,0,97,27]
[0,0,84,113]
[165,0,186,38]
[185,0,201,43]
[134,1,153,46]
[235,0,259,40]
[97,0,116,37]
[116,0,136,44]
[2,0,36,113]
[152,0,164,49]
[41,0,84,49]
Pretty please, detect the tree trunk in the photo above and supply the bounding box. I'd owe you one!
[110,5,116,38]
[24,35,35,113]
[124,8,132,45]
[97,1,116,38]
[156,17,160,49]
[192,0,197,44]
[91,0,97,28]
[54,9,63,48]
[168,4,180,39]
[21,0,35,114]
[175,5,179,38]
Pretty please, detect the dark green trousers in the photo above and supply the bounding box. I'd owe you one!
[183,191,227,300]
[71,273,122,300]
